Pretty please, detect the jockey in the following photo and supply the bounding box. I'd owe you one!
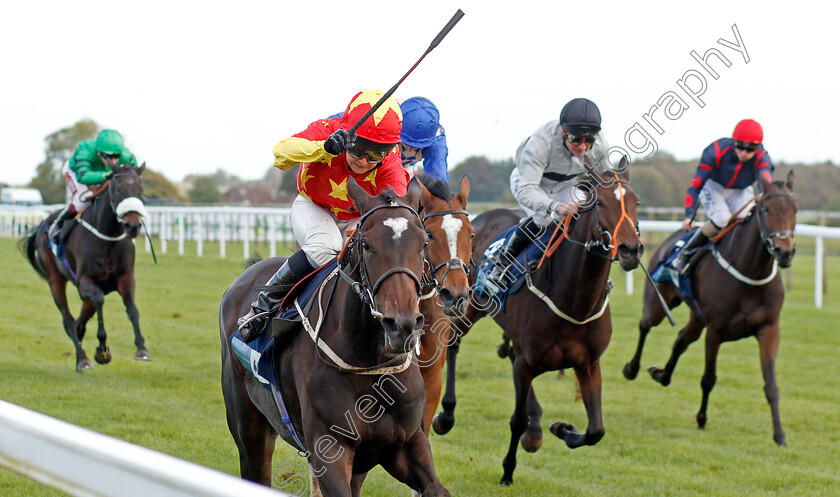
[486,97,612,286]
[670,119,774,273]
[48,129,138,244]
[399,96,450,182]
[238,89,410,340]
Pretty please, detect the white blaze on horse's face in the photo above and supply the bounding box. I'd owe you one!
[383,217,408,239]
[613,185,626,201]
[441,214,463,260]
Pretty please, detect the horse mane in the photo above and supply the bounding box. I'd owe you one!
[417,174,452,201]
[243,252,264,269]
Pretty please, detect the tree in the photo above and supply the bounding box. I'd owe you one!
[188,175,222,204]
[448,156,516,202]
[30,119,99,204]
[143,168,185,203]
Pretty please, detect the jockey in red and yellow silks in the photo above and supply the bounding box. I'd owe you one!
[238,89,408,340]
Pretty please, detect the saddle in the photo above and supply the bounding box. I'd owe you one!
[650,229,711,314]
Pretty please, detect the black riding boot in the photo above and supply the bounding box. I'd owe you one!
[670,230,709,274]
[48,204,76,244]
[487,217,539,287]
[238,252,315,341]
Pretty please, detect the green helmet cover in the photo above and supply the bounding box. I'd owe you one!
[95,129,125,155]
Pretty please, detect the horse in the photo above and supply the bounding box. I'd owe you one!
[436,158,643,485]
[20,163,150,371]
[219,177,450,497]
[415,175,473,433]
[622,171,796,446]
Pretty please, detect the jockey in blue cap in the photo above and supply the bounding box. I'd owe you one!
[398,97,450,182]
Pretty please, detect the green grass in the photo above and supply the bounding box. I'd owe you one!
[2,237,839,496]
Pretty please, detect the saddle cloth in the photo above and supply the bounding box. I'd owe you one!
[474,225,557,311]
[650,229,710,314]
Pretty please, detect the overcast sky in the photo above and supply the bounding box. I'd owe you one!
[2,0,838,187]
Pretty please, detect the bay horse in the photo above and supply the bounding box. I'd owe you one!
[20,163,149,371]
[622,171,796,446]
[437,158,642,485]
[219,177,450,497]
[416,175,473,433]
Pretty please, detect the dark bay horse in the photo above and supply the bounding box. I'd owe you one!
[416,175,473,433]
[20,163,149,371]
[437,158,643,485]
[622,171,796,446]
[219,177,450,497]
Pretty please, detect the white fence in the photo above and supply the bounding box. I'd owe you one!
[0,400,290,497]
[2,205,839,308]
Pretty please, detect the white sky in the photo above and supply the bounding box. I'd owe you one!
[2,0,838,186]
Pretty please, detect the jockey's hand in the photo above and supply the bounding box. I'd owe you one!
[551,201,579,217]
[682,217,695,232]
[324,129,355,155]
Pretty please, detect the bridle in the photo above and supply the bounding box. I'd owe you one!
[757,191,796,255]
[540,176,639,266]
[420,208,472,293]
[338,199,424,319]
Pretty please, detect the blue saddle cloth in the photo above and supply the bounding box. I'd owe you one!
[474,225,557,311]
[650,230,710,314]
[231,258,338,391]
[46,231,76,281]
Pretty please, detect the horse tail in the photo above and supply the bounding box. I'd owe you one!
[18,223,48,281]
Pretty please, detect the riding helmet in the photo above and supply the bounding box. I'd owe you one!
[732,119,763,144]
[341,89,403,144]
[559,98,601,136]
[400,97,440,148]
[95,129,125,155]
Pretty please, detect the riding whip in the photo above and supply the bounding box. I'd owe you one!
[639,261,675,326]
[347,9,465,135]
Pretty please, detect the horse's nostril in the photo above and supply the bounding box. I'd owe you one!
[415,314,425,331]
[438,288,454,305]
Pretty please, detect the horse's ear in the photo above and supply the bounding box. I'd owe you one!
[785,170,795,192]
[137,162,146,176]
[455,175,470,206]
[759,170,773,193]
[348,177,375,213]
[419,177,433,210]
[583,157,608,184]
[618,155,630,181]
[109,162,121,174]
[403,176,422,211]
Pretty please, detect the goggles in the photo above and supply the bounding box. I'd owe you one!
[347,144,394,163]
[734,141,759,152]
[566,134,596,145]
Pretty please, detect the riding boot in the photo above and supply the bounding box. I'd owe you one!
[670,230,709,274]
[238,261,300,341]
[487,217,539,288]
[48,204,76,244]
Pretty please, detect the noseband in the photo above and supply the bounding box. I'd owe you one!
[339,200,424,319]
[420,209,472,292]
[757,191,796,254]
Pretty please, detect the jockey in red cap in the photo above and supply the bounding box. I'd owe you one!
[238,89,409,340]
[671,119,774,273]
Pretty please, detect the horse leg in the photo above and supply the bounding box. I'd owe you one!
[78,277,111,365]
[47,274,93,371]
[432,335,460,435]
[551,361,605,448]
[380,431,450,497]
[117,274,151,360]
[648,313,705,386]
[624,283,679,380]
[349,472,366,497]
[418,312,449,433]
[696,331,721,430]
[74,300,96,343]
[508,349,543,452]
[308,445,353,497]
[756,324,786,446]
[500,356,535,486]
[623,317,655,380]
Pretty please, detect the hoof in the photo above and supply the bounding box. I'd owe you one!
[76,358,95,372]
[432,413,454,435]
[549,422,576,439]
[134,349,152,361]
[623,362,639,380]
[520,431,543,453]
[774,434,787,447]
[696,412,707,429]
[647,366,670,386]
[497,342,510,359]
[94,346,112,365]
[499,476,513,487]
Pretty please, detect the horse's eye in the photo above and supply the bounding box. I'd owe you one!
[426,230,434,241]
[471,232,476,239]
[360,239,371,251]
[595,199,605,207]
[636,199,641,206]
